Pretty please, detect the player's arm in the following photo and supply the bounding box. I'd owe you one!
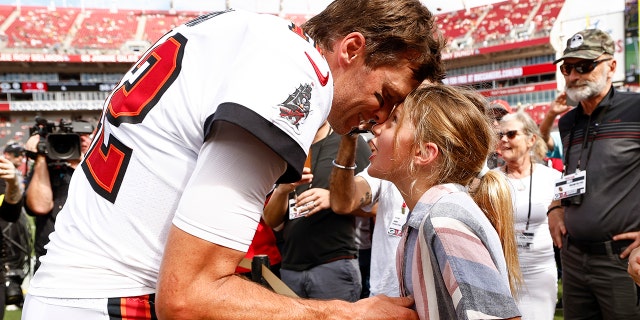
[330,134,373,214]
[156,122,417,320]
[158,226,417,320]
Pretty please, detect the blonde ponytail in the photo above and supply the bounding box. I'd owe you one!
[470,170,522,296]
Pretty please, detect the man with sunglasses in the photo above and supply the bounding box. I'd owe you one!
[548,28,640,319]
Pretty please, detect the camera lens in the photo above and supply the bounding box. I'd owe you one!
[47,134,81,160]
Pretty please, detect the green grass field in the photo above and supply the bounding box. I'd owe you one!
[5,309,20,320]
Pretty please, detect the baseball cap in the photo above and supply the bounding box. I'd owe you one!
[488,99,512,118]
[553,29,615,64]
[4,142,24,156]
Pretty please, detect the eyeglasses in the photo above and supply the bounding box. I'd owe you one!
[498,130,520,139]
[560,58,612,76]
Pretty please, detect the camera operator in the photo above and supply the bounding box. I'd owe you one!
[0,142,32,309]
[0,151,25,318]
[24,119,94,272]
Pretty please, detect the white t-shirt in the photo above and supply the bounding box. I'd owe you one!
[359,167,406,297]
[504,163,560,271]
[28,9,333,298]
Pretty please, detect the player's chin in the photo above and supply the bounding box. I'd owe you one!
[327,114,358,135]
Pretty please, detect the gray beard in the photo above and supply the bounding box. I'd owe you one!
[565,68,608,103]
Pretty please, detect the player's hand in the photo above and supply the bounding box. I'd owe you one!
[548,209,566,248]
[612,231,640,259]
[295,188,329,217]
[352,295,418,320]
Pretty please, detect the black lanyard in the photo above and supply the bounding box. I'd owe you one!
[507,161,534,230]
[562,103,611,176]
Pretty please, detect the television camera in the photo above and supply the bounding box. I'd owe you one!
[29,117,94,161]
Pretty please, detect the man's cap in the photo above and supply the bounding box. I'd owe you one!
[488,99,512,117]
[554,29,615,64]
[4,142,24,155]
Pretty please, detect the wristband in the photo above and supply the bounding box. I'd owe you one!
[546,205,563,216]
[332,159,357,170]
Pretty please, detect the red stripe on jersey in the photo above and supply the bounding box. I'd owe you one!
[108,294,157,320]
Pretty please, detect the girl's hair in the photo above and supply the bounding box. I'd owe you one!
[402,83,522,294]
[500,110,548,163]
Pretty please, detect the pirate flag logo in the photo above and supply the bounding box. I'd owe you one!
[278,84,312,128]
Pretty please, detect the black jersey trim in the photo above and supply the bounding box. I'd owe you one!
[204,102,306,183]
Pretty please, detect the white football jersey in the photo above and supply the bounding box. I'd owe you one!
[28,9,332,298]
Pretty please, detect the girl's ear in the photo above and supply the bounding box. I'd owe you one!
[414,142,439,167]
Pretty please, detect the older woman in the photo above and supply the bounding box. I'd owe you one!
[498,110,561,320]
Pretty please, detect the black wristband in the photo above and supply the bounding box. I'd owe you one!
[546,205,563,216]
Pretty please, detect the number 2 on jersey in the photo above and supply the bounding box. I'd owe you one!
[82,33,188,203]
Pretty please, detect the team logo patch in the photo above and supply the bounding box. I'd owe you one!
[278,84,312,129]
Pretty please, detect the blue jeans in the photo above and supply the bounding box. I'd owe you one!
[280,258,362,302]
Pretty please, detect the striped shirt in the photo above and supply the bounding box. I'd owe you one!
[397,184,520,320]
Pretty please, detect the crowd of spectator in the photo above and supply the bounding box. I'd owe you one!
[0,0,567,55]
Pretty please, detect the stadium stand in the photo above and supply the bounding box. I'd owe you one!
[0,0,637,149]
[71,9,140,51]
[4,6,79,50]
[435,6,485,49]
[143,11,202,46]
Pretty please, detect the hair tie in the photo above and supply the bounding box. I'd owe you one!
[477,164,490,179]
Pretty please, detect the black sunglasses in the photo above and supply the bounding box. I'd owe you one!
[498,130,520,139]
[560,58,612,76]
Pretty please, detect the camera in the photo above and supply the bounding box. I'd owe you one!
[561,194,583,206]
[0,213,32,307]
[29,117,94,160]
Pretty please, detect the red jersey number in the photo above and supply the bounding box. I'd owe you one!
[82,33,188,203]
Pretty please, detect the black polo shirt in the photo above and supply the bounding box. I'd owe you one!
[558,87,640,241]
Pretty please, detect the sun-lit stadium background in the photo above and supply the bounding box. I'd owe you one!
[0,0,637,148]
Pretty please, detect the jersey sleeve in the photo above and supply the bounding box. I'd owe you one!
[174,11,332,184]
[173,121,287,252]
